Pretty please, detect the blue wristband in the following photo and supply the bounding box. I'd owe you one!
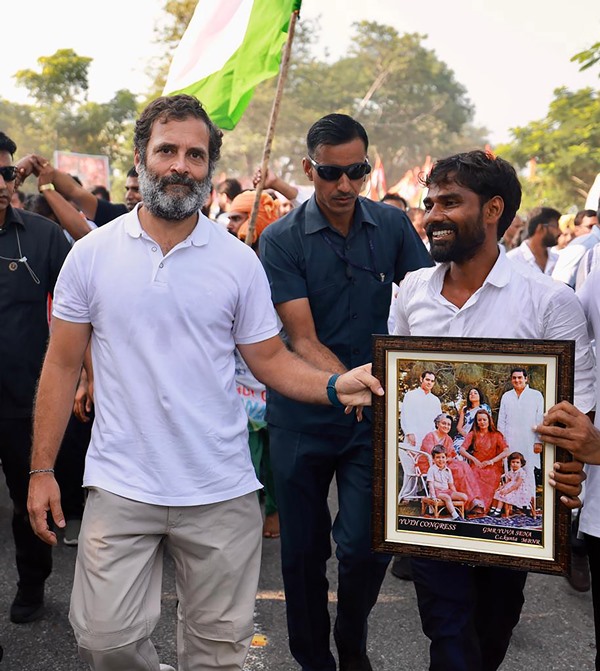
[327,373,344,407]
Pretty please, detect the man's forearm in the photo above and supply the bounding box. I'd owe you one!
[239,338,380,408]
[248,345,331,404]
[42,190,92,240]
[31,361,81,469]
[289,335,347,374]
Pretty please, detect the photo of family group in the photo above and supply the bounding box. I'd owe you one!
[371,336,574,573]
[396,363,545,546]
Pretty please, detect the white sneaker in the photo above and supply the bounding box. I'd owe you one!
[159,665,176,671]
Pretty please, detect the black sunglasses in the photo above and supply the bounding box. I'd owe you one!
[307,156,371,181]
[0,166,19,182]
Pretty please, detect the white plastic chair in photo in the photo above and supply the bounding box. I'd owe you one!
[398,443,431,503]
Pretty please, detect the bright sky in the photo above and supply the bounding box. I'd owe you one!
[2,0,599,144]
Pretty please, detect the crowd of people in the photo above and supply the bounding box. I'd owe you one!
[0,93,599,671]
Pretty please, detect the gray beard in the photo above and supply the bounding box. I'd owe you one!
[137,162,212,221]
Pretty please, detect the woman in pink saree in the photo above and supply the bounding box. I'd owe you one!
[460,409,510,512]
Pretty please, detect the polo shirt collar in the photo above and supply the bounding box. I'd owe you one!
[1,205,26,231]
[304,194,378,235]
[124,204,210,247]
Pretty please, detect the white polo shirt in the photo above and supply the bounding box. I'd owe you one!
[52,206,280,506]
[392,246,595,413]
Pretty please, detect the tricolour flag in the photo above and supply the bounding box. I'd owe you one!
[163,0,301,130]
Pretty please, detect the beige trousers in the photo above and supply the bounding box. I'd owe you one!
[69,487,262,670]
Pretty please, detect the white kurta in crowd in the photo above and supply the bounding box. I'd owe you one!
[576,267,600,539]
[506,239,558,276]
[400,386,442,449]
[52,205,280,507]
[497,386,544,470]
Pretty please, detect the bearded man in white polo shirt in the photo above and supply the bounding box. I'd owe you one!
[25,95,382,671]
[391,150,594,671]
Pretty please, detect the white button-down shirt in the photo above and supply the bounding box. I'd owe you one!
[506,239,558,276]
[392,246,595,413]
[576,268,600,538]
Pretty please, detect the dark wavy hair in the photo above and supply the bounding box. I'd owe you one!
[465,387,488,410]
[134,95,223,176]
[423,150,522,239]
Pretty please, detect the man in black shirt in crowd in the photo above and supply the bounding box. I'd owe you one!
[0,132,71,623]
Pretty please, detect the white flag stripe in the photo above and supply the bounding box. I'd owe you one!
[164,0,254,94]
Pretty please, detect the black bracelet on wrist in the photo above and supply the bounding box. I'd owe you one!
[326,373,344,407]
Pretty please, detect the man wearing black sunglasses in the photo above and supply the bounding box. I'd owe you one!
[0,131,71,624]
[259,114,433,671]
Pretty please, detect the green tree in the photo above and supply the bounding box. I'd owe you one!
[14,49,92,108]
[327,23,478,176]
[9,49,138,186]
[497,87,600,211]
[572,41,600,75]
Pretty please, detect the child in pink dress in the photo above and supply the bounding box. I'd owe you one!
[489,452,533,517]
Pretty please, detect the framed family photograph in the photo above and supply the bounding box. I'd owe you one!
[371,335,575,575]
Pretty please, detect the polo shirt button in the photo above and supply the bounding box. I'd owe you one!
[352,313,358,319]
[352,348,360,355]
[159,262,164,268]
[151,246,157,252]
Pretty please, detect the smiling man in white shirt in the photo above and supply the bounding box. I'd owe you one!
[391,149,594,671]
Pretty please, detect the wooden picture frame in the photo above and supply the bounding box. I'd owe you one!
[371,335,575,575]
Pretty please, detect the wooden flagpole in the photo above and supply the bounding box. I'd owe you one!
[245,9,299,247]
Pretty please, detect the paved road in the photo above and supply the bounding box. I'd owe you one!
[0,480,595,670]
